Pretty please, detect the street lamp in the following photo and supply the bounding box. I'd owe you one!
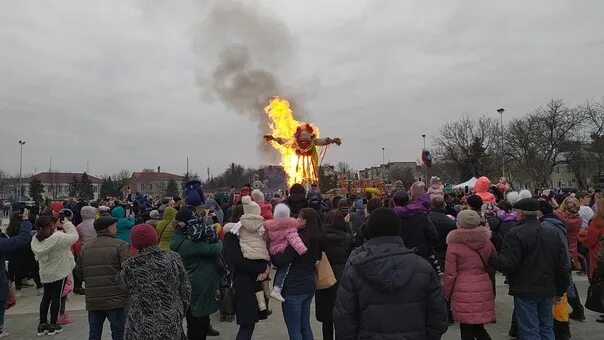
[422,134,428,182]
[18,140,26,201]
[381,147,386,180]
[497,108,505,178]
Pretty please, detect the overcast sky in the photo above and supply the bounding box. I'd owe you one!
[1,0,603,179]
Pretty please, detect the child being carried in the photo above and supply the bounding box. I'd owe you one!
[238,197,271,312]
[264,203,308,302]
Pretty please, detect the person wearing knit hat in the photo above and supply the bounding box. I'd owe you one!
[118,224,191,340]
[490,196,570,339]
[145,210,160,228]
[333,207,448,339]
[443,209,496,338]
[78,216,129,340]
[238,196,270,312]
[170,205,224,339]
[264,203,307,302]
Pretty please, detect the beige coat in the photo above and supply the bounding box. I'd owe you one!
[239,214,269,261]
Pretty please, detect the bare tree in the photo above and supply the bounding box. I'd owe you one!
[433,115,500,180]
[387,164,415,187]
[0,169,8,199]
[505,99,585,188]
[583,98,604,187]
[336,162,354,176]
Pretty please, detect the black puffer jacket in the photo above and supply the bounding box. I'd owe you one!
[315,228,352,322]
[490,217,570,299]
[397,212,438,259]
[333,236,448,340]
[428,209,456,266]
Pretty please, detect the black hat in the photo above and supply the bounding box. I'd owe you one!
[539,199,554,215]
[367,207,400,238]
[94,216,118,231]
[513,198,540,212]
[175,207,194,223]
[466,195,483,210]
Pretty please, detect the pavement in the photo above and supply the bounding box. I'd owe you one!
[2,274,602,340]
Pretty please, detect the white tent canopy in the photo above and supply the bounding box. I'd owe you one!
[452,177,478,189]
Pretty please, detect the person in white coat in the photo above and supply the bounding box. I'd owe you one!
[30,215,79,336]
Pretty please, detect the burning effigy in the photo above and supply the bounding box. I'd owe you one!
[263,96,341,187]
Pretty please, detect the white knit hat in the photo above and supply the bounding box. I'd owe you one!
[242,196,261,215]
[274,203,290,219]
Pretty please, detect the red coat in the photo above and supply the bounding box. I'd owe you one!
[555,210,582,260]
[443,226,496,325]
[582,218,604,279]
[258,202,273,221]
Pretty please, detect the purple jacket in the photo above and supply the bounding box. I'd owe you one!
[393,193,431,218]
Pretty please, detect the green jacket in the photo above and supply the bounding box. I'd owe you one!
[156,208,177,251]
[170,230,223,317]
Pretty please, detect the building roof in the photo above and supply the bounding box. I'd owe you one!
[130,172,183,181]
[29,172,103,184]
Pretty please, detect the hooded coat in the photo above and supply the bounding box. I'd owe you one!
[31,222,79,283]
[554,209,582,261]
[239,214,269,261]
[77,206,98,248]
[394,205,438,259]
[170,230,223,318]
[264,217,307,256]
[118,246,191,340]
[185,180,205,207]
[442,226,496,324]
[315,227,352,323]
[473,177,496,204]
[333,236,448,340]
[156,207,177,251]
[582,218,604,279]
[111,206,135,244]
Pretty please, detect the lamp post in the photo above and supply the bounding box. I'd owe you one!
[18,140,26,201]
[497,108,505,178]
[422,134,427,182]
[381,147,385,179]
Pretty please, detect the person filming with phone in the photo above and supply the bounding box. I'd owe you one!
[30,210,79,336]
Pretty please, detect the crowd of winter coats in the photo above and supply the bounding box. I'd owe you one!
[2,176,604,340]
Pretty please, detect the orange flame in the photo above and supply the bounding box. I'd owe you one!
[264,96,319,187]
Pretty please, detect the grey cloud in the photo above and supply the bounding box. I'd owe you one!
[1,0,603,177]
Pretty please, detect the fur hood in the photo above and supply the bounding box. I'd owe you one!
[240,214,264,232]
[447,226,491,245]
[264,217,298,232]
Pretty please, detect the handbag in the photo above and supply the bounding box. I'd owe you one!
[585,278,604,313]
[219,268,236,317]
[315,251,337,290]
[6,280,16,310]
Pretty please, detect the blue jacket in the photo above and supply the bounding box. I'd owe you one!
[185,180,205,207]
[0,221,33,301]
[111,206,135,244]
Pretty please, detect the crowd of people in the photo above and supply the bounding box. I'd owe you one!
[0,176,603,340]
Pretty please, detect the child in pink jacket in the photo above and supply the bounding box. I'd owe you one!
[264,203,307,302]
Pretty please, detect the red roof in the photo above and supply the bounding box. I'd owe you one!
[29,172,103,184]
[130,172,183,181]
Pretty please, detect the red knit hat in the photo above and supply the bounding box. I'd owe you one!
[130,224,158,250]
